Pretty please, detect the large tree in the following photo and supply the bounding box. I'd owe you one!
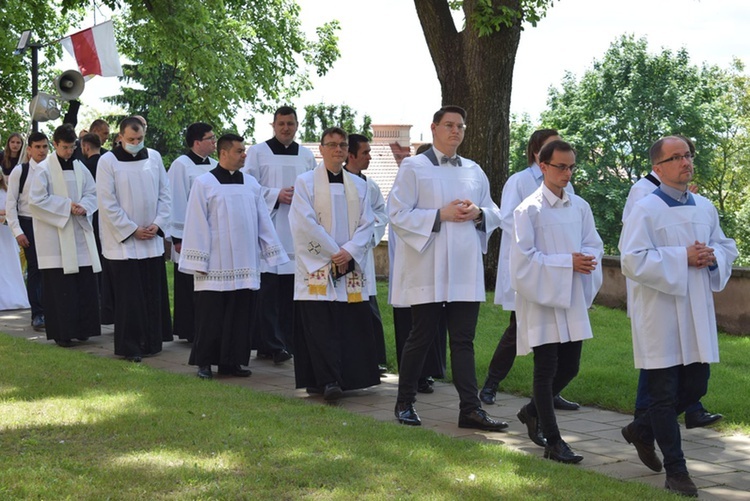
[415,0,553,287]
[300,103,372,143]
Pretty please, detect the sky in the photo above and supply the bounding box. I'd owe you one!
[63,0,750,143]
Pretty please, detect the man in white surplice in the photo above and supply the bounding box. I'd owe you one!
[179,133,288,380]
[289,127,380,401]
[619,136,737,497]
[388,105,506,431]
[242,106,316,364]
[510,139,603,464]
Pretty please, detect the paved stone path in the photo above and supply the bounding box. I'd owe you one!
[2,309,748,499]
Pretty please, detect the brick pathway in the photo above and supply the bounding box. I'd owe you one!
[2,309,748,499]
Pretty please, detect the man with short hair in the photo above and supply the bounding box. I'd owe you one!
[29,124,101,347]
[289,127,379,401]
[168,122,218,342]
[89,119,110,150]
[80,133,102,178]
[388,105,506,431]
[345,133,388,373]
[242,106,316,363]
[5,132,48,330]
[619,135,737,497]
[97,116,172,362]
[180,133,288,379]
[510,139,603,463]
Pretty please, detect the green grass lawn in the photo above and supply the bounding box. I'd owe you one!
[0,335,677,500]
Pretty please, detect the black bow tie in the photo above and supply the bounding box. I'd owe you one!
[441,155,461,166]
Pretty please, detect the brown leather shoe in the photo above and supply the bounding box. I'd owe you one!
[621,423,662,472]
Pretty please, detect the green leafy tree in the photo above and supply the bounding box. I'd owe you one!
[508,113,536,175]
[415,0,554,286]
[300,103,372,143]
[541,35,729,254]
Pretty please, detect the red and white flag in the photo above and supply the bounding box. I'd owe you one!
[61,21,123,77]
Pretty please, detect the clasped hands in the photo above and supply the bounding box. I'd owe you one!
[572,253,598,274]
[440,199,481,223]
[70,202,87,216]
[135,224,160,241]
[687,240,716,268]
[331,248,352,276]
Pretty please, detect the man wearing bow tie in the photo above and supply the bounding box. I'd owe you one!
[388,105,506,431]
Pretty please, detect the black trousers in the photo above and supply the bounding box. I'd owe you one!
[393,306,446,379]
[41,266,100,342]
[172,262,196,341]
[398,302,481,413]
[254,272,294,354]
[189,289,255,367]
[527,341,582,445]
[484,311,517,388]
[369,296,387,366]
[18,217,43,318]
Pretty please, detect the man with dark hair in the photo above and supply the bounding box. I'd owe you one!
[345,133,388,374]
[289,126,379,401]
[5,132,48,330]
[619,135,736,496]
[180,133,287,379]
[242,106,316,364]
[89,119,110,150]
[29,124,101,347]
[389,105,506,431]
[80,133,102,177]
[168,122,218,343]
[511,139,603,463]
[97,116,172,362]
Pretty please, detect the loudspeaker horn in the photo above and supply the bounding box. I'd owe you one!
[53,69,85,101]
[29,93,61,122]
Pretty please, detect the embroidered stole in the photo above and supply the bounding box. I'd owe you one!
[47,155,102,274]
[310,165,363,302]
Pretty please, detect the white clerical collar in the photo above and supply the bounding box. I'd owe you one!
[649,170,660,182]
[542,183,570,208]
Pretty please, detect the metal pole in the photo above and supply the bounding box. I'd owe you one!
[31,43,40,133]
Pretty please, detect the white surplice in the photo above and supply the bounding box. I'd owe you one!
[96,148,171,260]
[178,171,288,292]
[29,158,99,271]
[0,189,30,310]
[494,163,575,310]
[362,175,387,297]
[5,158,44,239]
[289,165,373,302]
[242,141,316,274]
[619,191,737,369]
[167,154,216,262]
[511,185,604,356]
[387,153,501,306]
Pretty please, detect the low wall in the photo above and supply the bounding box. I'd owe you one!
[375,244,749,335]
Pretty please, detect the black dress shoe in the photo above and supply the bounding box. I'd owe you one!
[544,439,583,464]
[55,340,74,348]
[76,337,89,342]
[217,365,252,377]
[273,350,292,365]
[458,408,508,431]
[125,355,142,363]
[395,402,421,426]
[621,423,662,472]
[553,394,580,411]
[479,386,496,405]
[665,472,698,497]
[306,386,323,395]
[256,352,273,360]
[378,365,388,376]
[417,377,434,394]
[197,366,213,379]
[323,382,343,401]
[517,404,546,447]
[685,410,723,429]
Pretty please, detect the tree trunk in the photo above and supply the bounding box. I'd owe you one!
[414,0,522,289]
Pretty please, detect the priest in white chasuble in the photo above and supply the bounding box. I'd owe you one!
[510,140,603,464]
[388,105,506,432]
[242,106,316,363]
[29,124,101,346]
[168,122,218,343]
[619,136,737,496]
[97,116,172,362]
[289,126,379,401]
[179,133,288,380]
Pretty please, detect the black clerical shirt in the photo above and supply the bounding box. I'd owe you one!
[266,136,299,156]
[211,166,244,184]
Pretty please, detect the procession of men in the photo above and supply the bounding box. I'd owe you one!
[4,105,737,497]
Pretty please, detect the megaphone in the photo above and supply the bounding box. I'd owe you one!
[29,93,61,122]
[53,69,85,101]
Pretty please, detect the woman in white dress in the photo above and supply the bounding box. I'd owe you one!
[0,175,30,311]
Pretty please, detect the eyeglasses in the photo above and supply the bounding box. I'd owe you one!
[656,153,694,165]
[201,135,217,142]
[439,122,466,132]
[546,162,577,173]
[323,142,349,149]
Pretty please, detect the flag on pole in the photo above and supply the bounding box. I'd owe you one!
[61,21,123,77]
